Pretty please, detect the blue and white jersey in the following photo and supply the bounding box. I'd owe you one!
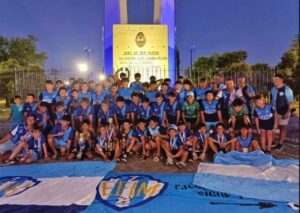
[96,136,107,147]
[194,131,207,145]
[74,105,94,119]
[176,90,186,106]
[54,111,68,124]
[55,96,71,110]
[118,88,134,101]
[145,91,157,103]
[27,134,46,157]
[50,125,74,142]
[210,133,231,143]
[79,91,92,103]
[164,101,180,118]
[240,84,255,105]
[254,104,274,120]
[200,100,221,122]
[147,126,161,137]
[134,127,148,140]
[68,98,80,113]
[196,87,211,101]
[113,104,130,121]
[22,102,38,115]
[237,135,253,148]
[150,102,165,123]
[130,82,144,93]
[92,92,107,105]
[178,129,192,143]
[169,136,183,151]
[39,90,57,104]
[9,123,26,144]
[137,105,151,120]
[129,102,140,114]
[271,85,293,115]
[107,94,118,106]
[97,109,114,123]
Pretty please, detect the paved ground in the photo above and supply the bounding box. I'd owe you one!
[0,117,299,173]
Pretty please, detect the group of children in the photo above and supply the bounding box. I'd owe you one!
[0,72,294,167]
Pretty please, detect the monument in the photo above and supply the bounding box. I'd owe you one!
[104,0,175,83]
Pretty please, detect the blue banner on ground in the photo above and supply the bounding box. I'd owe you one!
[83,172,296,213]
[194,151,299,203]
[0,161,116,212]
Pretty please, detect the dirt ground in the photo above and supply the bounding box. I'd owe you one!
[0,118,299,173]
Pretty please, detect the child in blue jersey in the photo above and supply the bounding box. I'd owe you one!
[54,101,68,125]
[55,80,64,93]
[160,82,169,100]
[117,119,137,162]
[137,96,151,121]
[113,96,130,130]
[183,79,195,99]
[0,115,35,162]
[88,80,96,94]
[150,92,167,128]
[48,115,74,159]
[74,97,94,131]
[229,125,259,153]
[107,84,118,106]
[79,82,92,103]
[161,124,188,168]
[4,124,49,165]
[254,95,278,154]
[208,122,233,154]
[39,80,57,104]
[164,78,173,93]
[134,119,149,159]
[145,116,168,162]
[174,81,185,106]
[22,93,38,120]
[130,73,143,94]
[32,101,52,134]
[200,90,222,131]
[118,78,134,103]
[9,95,24,128]
[92,83,107,106]
[95,124,120,162]
[55,87,71,110]
[145,81,159,103]
[196,78,211,103]
[192,123,209,161]
[129,92,140,123]
[97,101,114,127]
[67,120,94,160]
[177,120,195,160]
[164,91,180,125]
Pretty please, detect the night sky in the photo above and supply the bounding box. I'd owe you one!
[0,0,298,73]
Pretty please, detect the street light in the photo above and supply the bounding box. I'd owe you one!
[99,73,106,81]
[78,63,88,72]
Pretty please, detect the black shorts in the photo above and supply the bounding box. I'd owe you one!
[259,119,274,131]
[185,117,197,124]
[167,115,176,125]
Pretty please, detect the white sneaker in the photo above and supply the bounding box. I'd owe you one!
[166,157,174,165]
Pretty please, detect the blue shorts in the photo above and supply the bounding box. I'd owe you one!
[55,139,69,149]
[0,140,16,154]
[31,150,39,161]
[205,121,218,130]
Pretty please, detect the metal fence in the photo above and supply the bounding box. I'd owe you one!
[0,68,275,101]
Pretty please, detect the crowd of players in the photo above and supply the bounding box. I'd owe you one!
[0,71,295,167]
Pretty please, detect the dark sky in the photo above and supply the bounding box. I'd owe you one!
[0,0,298,72]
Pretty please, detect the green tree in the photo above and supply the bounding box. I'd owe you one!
[0,35,47,105]
[276,35,299,96]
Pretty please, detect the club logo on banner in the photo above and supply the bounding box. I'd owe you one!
[97,174,168,210]
[0,176,40,198]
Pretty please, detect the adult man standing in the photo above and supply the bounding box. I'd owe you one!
[271,74,294,150]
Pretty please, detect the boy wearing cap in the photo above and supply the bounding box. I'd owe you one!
[181,91,200,129]
[161,124,188,168]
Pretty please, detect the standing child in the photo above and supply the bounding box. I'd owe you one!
[113,96,130,130]
[254,95,278,154]
[129,92,140,123]
[9,95,24,128]
[150,93,167,128]
[137,96,151,121]
[74,97,94,131]
[164,91,181,125]
[54,101,68,125]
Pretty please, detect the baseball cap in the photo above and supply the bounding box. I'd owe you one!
[168,124,178,131]
[186,91,194,97]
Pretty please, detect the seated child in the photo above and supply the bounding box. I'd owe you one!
[208,122,233,154]
[48,115,74,159]
[161,124,188,168]
[67,120,94,160]
[231,125,259,153]
[4,124,49,165]
[192,123,209,161]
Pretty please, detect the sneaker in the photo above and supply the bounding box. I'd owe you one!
[166,157,174,166]
[274,144,283,151]
[153,156,160,162]
[2,159,16,166]
[175,161,186,168]
[121,156,128,163]
[192,152,198,160]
